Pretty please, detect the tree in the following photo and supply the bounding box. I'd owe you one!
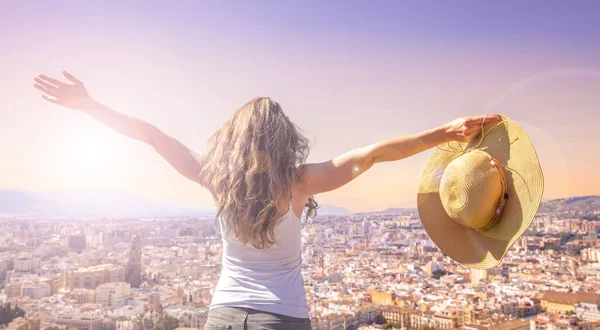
[156,315,179,330]
[0,303,26,326]
[432,269,447,279]
[417,326,437,330]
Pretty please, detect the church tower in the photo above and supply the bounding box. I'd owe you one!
[125,235,142,287]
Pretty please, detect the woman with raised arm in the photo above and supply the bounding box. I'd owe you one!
[33,72,500,330]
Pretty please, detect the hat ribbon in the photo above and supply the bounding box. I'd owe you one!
[436,116,509,232]
[477,154,508,232]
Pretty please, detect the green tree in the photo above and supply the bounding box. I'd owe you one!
[157,315,179,330]
[432,269,447,279]
[0,303,26,326]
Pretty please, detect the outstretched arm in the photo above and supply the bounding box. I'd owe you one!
[297,115,501,197]
[33,71,206,187]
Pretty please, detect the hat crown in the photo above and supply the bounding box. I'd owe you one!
[439,150,502,230]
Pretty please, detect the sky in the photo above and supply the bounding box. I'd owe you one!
[1,0,599,212]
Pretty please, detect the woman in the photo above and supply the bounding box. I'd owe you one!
[33,72,499,329]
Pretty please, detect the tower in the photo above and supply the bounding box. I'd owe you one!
[125,235,142,288]
[313,284,318,317]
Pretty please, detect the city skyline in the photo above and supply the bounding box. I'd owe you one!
[2,3,600,330]
[1,188,598,217]
[2,203,600,329]
[2,1,600,212]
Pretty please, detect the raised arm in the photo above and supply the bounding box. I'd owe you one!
[33,71,206,188]
[297,115,501,197]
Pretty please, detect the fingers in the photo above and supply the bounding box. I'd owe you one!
[464,125,484,141]
[41,94,60,104]
[38,74,67,87]
[465,114,502,124]
[33,83,57,97]
[463,114,503,141]
[63,71,81,85]
[482,114,502,123]
[33,77,59,92]
[465,132,480,143]
[464,125,483,136]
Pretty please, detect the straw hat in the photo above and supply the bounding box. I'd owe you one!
[417,115,544,269]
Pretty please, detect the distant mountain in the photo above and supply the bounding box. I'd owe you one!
[2,189,598,218]
[327,196,600,216]
[0,189,213,218]
[538,196,600,214]
[374,197,600,215]
[380,207,418,215]
[316,204,352,216]
[0,189,353,218]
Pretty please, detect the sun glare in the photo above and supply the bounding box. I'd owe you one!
[65,123,119,177]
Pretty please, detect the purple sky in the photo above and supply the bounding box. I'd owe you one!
[1,1,599,211]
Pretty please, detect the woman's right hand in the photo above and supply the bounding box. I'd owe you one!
[33,71,93,110]
[444,115,502,143]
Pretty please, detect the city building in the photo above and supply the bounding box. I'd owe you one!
[5,282,23,298]
[67,234,86,253]
[96,282,131,307]
[65,289,96,304]
[164,306,209,329]
[13,254,41,274]
[541,291,600,315]
[124,235,142,288]
[471,268,488,285]
[43,313,103,330]
[21,282,51,299]
[530,314,596,330]
[63,264,125,290]
[379,306,415,328]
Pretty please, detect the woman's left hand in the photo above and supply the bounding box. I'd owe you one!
[444,115,502,143]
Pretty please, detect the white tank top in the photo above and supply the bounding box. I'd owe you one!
[209,201,309,318]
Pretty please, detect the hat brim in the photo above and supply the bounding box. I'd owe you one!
[417,115,544,269]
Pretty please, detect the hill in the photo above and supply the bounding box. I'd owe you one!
[1,189,598,218]
[0,189,352,218]
[0,189,212,218]
[537,195,600,213]
[380,207,418,215]
[316,204,353,216]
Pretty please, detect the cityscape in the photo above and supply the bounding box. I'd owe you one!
[1,196,600,330]
[2,2,599,330]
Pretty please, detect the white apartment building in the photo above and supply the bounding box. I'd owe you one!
[21,282,51,299]
[95,282,131,307]
[66,289,96,304]
[14,255,41,273]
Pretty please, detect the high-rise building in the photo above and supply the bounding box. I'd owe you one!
[124,235,142,288]
[0,259,8,281]
[67,234,86,253]
[187,244,198,259]
[471,268,488,285]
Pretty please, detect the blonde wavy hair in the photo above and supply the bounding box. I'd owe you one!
[198,97,318,249]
